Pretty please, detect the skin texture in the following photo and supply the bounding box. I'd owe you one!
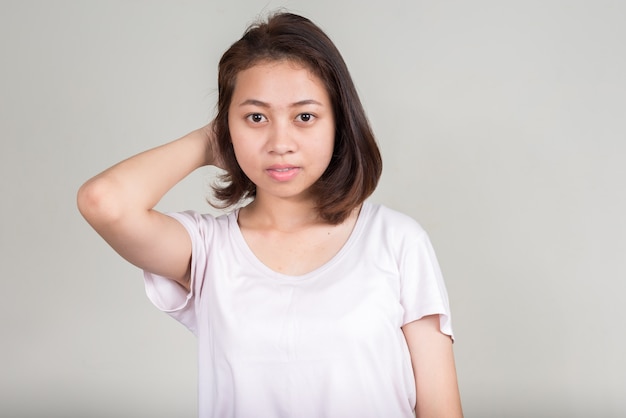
[77,126,212,290]
[228,60,336,206]
[77,58,463,417]
[403,315,463,417]
[227,60,360,276]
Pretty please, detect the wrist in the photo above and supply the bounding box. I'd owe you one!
[200,123,223,168]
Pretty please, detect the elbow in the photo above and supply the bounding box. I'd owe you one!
[77,177,124,227]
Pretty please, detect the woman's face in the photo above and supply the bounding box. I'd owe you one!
[228,60,335,204]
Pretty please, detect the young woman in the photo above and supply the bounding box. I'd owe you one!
[78,12,463,418]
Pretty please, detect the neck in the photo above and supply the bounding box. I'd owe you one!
[239,195,322,231]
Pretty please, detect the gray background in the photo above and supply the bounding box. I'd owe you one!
[1,0,625,417]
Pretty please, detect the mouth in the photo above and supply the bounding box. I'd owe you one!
[266,165,301,181]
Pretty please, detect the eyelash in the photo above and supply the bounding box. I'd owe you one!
[297,113,315,123]
[245,113,316,124]
[246,113,267,123]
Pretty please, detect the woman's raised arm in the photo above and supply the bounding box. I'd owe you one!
[77,124,218,291]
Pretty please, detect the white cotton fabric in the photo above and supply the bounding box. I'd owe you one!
[144,201,453,418]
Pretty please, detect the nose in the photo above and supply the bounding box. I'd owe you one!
[266,121,296,155]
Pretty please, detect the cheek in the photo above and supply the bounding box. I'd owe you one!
[230,138,256,176]
[231,141,246,164]
[321,126,336,159]
[227,113,239,140]
[227,121,245,155]
[225,126,252,174]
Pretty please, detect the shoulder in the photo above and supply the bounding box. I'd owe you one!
[362,202,428,239]
[357,202,437,263]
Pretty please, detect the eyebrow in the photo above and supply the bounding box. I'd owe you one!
[238,99,324,108]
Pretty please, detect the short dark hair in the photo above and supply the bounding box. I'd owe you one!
[211,12,382,224]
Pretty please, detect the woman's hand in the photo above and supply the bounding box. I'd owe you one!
[199,122,225,170]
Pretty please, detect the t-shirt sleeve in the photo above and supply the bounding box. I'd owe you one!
[399,229,454,340]
[143,211,212,336]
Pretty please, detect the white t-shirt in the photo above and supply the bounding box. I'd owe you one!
[144,202,453,418]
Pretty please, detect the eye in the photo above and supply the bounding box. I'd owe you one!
[296,113,315,123]
[246,113,267,123]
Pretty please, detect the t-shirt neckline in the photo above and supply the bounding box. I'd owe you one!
[228,201,372,280]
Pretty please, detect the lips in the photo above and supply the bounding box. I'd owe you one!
[266,165,301,182]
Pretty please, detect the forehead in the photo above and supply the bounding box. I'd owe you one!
[231,60,330,105]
